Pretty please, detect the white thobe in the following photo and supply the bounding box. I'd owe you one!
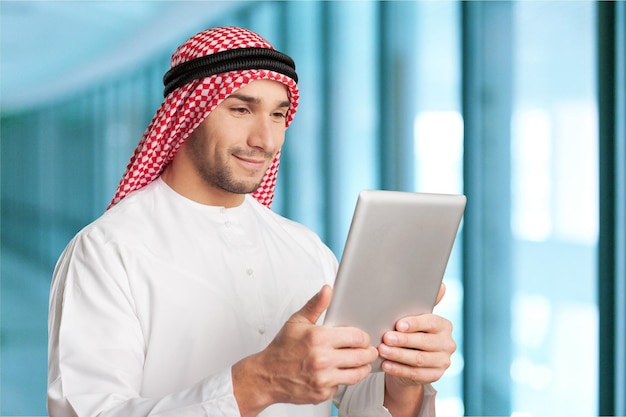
[48,178,436,417]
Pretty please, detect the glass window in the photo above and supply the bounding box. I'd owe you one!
[2,1,609,415]
[411,2,464,414]
[510,1,598,415]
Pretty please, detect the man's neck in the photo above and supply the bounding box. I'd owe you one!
[160,167,246,208]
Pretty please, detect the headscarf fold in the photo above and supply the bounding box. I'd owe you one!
[108,26,299,209]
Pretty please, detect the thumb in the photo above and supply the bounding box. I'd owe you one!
[291,285,333,325]
[435,282,447,306]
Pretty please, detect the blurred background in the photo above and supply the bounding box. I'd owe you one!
[1,1,624,416]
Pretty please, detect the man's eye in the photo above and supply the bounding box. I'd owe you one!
[232,107,249,115]
[272,112,287,119]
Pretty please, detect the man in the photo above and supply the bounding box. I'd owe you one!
[48,26,456,417]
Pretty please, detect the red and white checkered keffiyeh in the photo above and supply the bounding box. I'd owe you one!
[108,26,299,209]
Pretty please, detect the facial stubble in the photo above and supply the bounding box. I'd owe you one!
[186,133,272,195]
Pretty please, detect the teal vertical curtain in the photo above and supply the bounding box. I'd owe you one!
[598,1,626,415]
[461,2,513,414]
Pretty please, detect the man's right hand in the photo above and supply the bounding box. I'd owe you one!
[232,285,378,417]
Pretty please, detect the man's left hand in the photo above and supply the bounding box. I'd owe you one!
[378,283,456,386]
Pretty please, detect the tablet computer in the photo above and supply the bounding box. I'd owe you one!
[323,190,466,372]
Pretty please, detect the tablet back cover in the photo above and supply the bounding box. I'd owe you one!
[323,190,466,372]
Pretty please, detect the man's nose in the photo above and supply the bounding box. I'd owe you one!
[248,115,277,151]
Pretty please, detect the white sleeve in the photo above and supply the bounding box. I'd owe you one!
[47,231,241,417]
[335,373,437,417]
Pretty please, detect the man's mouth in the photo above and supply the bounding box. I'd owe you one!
[233,154,267,169]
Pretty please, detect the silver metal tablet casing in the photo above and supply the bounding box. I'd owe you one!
[323,190,466,373]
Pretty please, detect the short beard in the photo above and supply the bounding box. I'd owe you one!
[204,157,264,195]
[186,135,267,195]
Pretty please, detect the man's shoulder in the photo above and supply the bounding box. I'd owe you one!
[75,182,162,244]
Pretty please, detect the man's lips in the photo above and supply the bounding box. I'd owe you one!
[233,154,267,168]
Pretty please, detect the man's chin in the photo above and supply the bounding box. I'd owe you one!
[221,179,263,195]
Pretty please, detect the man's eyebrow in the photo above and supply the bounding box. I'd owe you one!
[227,93,259,104]
[226,93,290,108]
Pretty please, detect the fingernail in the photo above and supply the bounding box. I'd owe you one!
[398,321,409,331]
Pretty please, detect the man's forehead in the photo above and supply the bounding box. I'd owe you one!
[224,79,290,104]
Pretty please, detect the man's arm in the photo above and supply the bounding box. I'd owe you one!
[48,234,242,417]
[51,241,376,417]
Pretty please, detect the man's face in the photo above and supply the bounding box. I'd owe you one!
[184,79,290,196]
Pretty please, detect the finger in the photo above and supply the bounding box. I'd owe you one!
[383,330,456,356]
[395,314,452,335]
[379,342,453,369]
[333,346,379,368]
[328,363,375,387]
[307,347,377,377]
[381,357,450,384]
[382,331,433,351]
[383,332,447,353]
[386,329,452,350]
[325,326,374,349]
[434,282,446,306]
[291,285,333,325]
